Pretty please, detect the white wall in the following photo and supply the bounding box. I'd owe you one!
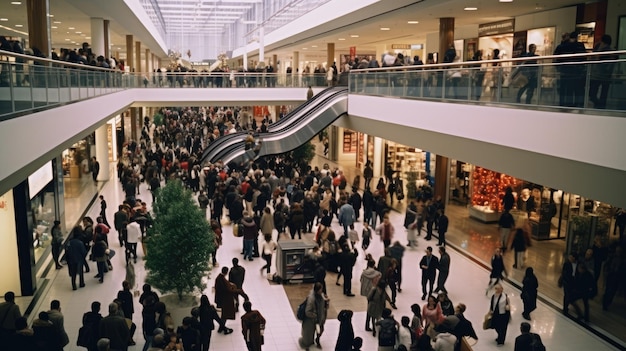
[0,191,21,295]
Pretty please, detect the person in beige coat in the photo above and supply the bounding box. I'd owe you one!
[259,207,274,238]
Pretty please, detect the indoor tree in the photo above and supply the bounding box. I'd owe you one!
[145,180,214,301]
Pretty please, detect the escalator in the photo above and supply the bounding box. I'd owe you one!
[201,86,348,165]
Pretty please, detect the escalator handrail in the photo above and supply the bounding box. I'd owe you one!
[203,87,347,163]
[219,91,348,165]
[201,86,343,162]
[210,89,347,164]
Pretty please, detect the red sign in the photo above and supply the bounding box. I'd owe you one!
[349,47,356,60]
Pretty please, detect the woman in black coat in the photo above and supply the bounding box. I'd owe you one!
[521,267,538,320]
[335,310,354,351]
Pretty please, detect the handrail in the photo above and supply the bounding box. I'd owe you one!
[0,50,121,72]
[351,50,626,73]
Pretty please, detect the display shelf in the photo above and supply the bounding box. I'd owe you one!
[469,206,500,223]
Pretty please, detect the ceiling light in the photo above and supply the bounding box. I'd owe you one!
[407,21,419,24]
[338,38,346,41]
[10,1,21,5]
[311,45,317,48]
[302,48,307,50]
[47,14,54,17]
[499,0,513,2]
[14,24,22,27]
[64,38,70,41]
[53,21,61,24]
[80,34,85,36]
[68,27,75,30]
[51,26,57,29]
[86,36,91,39]
[380,27,390,31]
[350,35,359,38]
[75,31,81,34]
[464,7,478,11]
[0,18,7,21]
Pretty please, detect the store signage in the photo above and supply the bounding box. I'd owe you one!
[478,19,515,37]
[28,161,53,199]
[411,44,424,50]
[391,44,411,50]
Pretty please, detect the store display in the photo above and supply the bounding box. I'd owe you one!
[471,166,520,213]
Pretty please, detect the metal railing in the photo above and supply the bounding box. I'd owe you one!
[348,50,626,114]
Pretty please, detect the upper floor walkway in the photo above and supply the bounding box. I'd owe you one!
[1,50,625,207]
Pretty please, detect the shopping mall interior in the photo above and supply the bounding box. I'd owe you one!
[1,0,626,350]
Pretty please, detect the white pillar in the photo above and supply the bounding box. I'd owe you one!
[243,44,248,71]
[90,17,106,57]
[373,137,384,180]
[95,124,109,181]
[259,27,265,64]
[293,51,299,86]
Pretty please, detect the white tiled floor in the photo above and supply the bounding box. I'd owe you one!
[31,173,617,351]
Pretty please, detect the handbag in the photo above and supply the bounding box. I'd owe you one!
[482,311,493,330]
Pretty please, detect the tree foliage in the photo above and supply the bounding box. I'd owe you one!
[145,180,214,300]
[291,140,316,169]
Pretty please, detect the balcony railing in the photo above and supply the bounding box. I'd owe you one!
[348,50,626,115]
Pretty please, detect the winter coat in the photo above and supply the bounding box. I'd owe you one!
[300,290,327,348]
[241,310,266,351]
[214,273,245,320]
[360,268,382,297]
[260,212,274,236]
[367,287,389,319]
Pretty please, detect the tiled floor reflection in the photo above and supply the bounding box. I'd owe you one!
[20,167,620,351]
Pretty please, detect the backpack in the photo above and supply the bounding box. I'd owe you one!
[296,298,308,321]
[378,320,396,344]
[530,333,546,351]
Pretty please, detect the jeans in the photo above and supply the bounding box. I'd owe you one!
[244,239,253,259]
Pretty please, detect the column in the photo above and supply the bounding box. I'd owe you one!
[145,48,151,76]
[95,124,110,181]
[259,27,265,64]
[293,51,299,86]
[327,43,335,68]
[135,41,142,74]
[13,181,36,295]
[434,155,449,201]
[373,137,384,180]
[439,18,455,61]
[90,18,108,58]
[26,0,51,57]
[126,35,134,72]
[243,45,248,71]
[130,107,138,140]
[103,20,110,58]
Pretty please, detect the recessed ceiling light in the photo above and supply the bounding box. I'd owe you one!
[380,27,390,31]
[350,35,359,38]
[464,7,478,11]
[80,34,85,36]
[14,24,23,27]
[75,31,81,34]
[10,1,21,5]
[302,48,307,50]
[0,18,8,21]
[338,38,346,41]
[499,0,513,2]
[86,36,91,39]
[47,14,54,17]
[53,21,61,24]
[407,21,419,24]
[64,38,70,41]
[51,26,57,29]
[75,43,80,46]
[311,45,317,48]
[68,27,75,30]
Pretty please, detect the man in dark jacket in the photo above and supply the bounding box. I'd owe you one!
[229,258,246,310]
[349,189,362,221]
[113,205,129,247]
[241,214,258,260]
[363,188,374,226]
[438,209,449,247]
[66,228,87,290]
[99,303,130,351]
[420,246,439,300]
[338,244,358,296]
[82,302,103,351]
[514,322,543,351]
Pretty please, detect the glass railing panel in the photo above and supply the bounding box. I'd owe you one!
[348,53,626,115]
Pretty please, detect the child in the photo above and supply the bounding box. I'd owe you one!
[348,224,359,249]
[352,336,363,351]
[362,222,372,251]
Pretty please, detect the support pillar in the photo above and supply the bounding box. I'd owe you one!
[243,45,248,71]
[434,155,449,201]
[90,18,106,58]
[259,27,265,64]
[439,18,455,62]
[26,0,51,57]
[145,48,151,75]
[13,181,36,296]
[272,54,277,71]
[95,124,110,181]
[373,137,384,180]
[135,41,142,74]
[293,51,299,86]
[125,35,134,72]
[327,43,335,68]
[103,20,110,58]
[130,107,138,141]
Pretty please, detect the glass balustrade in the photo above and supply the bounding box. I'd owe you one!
[348,52,626,114]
